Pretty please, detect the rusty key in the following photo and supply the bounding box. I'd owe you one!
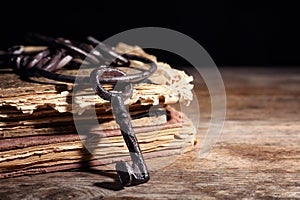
[90,67,150,187]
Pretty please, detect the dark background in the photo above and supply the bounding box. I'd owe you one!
[1,1,299,67]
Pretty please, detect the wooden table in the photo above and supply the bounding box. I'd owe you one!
[0,67,299,199]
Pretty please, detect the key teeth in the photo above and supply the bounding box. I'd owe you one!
[136,174,150,185]
[116,161,150,187]
[116,161,132,186]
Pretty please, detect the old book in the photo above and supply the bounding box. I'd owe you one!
[0,43,196,178]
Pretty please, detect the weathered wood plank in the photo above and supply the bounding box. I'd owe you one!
[0,67,299,199]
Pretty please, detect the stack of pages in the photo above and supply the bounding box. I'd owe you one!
[0,43,196,178]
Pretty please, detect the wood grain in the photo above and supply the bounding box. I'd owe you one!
[0,67,299,199]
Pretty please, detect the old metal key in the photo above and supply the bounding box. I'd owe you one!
[90,67,150,187]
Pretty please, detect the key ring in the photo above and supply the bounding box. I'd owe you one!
[89,66,134,102]
[2,34,157,85]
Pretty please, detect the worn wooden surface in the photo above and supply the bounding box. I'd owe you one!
[0,67,299,199]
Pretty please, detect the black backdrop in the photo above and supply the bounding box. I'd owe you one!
[1,1,299,67]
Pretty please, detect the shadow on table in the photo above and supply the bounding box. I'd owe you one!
[78,162,125,191]
[88,169,124,191]
[94,181,124,191]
